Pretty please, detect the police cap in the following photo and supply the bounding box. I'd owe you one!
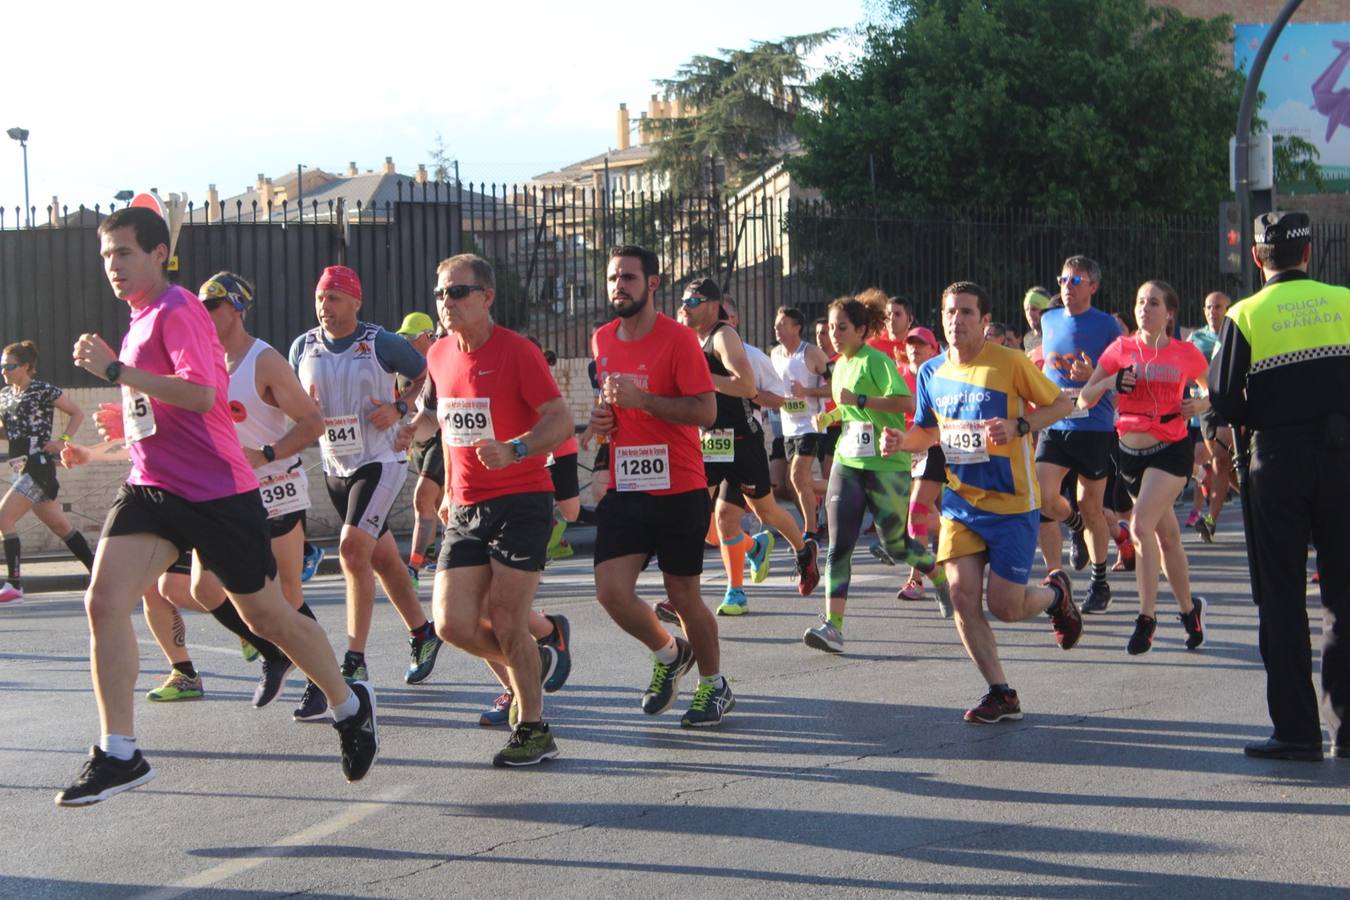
[1253,211,1312,246]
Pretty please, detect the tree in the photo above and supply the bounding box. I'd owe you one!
[645,31,837,195]
[791,0,1245,217]
[428,132,456,184]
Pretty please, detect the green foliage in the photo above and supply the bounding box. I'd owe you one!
[645,31,837,195]
[460,233,526,329]
[1273,134,1325,192]
[792,0,1245,217]
[429,133,455,184]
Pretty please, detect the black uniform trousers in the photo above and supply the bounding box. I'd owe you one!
[1246,418,1350,747]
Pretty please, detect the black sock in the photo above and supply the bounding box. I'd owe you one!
[990,683,1012,695]
[62,529,95,571]
[1091,561,1107,586]
[342,650,366,674]
[174,660,198,679]
[411,620,434,641]
[297,602,317,621]
[210,602,285,661]
[1064,511,1084,532]
[3,535,20,589]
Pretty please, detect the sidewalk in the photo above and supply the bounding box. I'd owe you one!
[15,524,600,595]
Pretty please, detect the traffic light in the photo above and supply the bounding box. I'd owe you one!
[1219,201,1241,274]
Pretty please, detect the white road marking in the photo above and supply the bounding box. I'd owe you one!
[132,784,416,899]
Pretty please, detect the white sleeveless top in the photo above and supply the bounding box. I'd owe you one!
[295,323,403,477]
[230,339,297,482]
[772,342,823,437]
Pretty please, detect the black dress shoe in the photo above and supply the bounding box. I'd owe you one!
[1244,737,1324,761]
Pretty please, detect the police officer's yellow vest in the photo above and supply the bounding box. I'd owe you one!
[1228,278,1350,374]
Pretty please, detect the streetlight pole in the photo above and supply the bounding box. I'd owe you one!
[6,127,30,228]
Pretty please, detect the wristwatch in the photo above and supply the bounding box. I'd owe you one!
[1016,416,1031,437]
[394,399,409,416]
[262,444,277,463]
[105,360,124,384]
[856,394,869,410]
[510,438,528,462]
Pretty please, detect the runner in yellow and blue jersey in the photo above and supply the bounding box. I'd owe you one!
[893,282,1082,725]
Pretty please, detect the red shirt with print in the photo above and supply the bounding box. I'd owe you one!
[424,325,560,504]
[1097,335,1208,443]
[592,314,713,495]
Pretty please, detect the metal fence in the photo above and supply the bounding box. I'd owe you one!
[4,182,1347,387]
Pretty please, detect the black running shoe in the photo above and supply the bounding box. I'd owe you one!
[55,746,155,807]
[332,681,378,782]
[797,538,821,596]
[293,680,329,722]
[1128,615,1157,655]
[252,657,295,708]
[537,643,559,691]
[540,614,571,693]
[1081,580,1112,614]
[1070,528,1089,571]
[641,637,696,715]
[1179,597,1206,650]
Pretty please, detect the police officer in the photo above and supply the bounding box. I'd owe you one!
[1209,211,1350,762]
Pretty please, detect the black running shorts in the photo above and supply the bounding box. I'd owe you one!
[1035,429,1114,481]
[593,488,711,577]
[440,491,553,572]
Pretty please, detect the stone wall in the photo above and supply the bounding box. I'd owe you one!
[16,365,604,555]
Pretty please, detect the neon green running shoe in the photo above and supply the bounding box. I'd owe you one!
[492,723,559,767]
[146,669,203,702]
[240,638,260,663]
[746,531,775,583]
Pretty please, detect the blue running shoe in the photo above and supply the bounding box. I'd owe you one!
[541,614,571,693]
[746,531,775,584]
[717,586,749,616]
[301,544,325,583]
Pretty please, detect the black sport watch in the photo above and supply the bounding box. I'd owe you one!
[394,399,409,416]
[105,360,124,384]
[1016,416,1031,437]
[262,444,277,463]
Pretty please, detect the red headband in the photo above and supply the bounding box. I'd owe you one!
[316,265,362,300]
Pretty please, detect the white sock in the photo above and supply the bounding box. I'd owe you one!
[653,637,679,665]
[700,673,725,689]
[330,689,360,721]
[100,734,137,760]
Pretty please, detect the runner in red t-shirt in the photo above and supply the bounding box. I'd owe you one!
[401,253,574,767]
[590,245,734,727]
[1078,279,1210,656]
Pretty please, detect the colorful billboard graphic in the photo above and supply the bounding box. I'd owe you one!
[1235,21,1350,180]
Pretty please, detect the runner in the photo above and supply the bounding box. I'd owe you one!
[395,311,443,585]
[1036,255,1123,614]
[1022,288,1050,354]
[1187,291,1234,543]
[525,336,581,561]
[407,253,571,765]
[290,266,442,686]
[57,207,375,806]
[772,307,832,551]
[678,278,820,616]
[813,316,841,532]
[802,293,950,654]
[0,340,95,603]
[1077,280,1209,654]
[894,281,1081,722]
[590,245,734,726]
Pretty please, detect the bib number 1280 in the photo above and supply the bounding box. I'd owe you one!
[614,444,671,491]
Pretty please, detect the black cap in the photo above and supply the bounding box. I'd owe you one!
[1254,211,1311,245]
[683,277,722,301]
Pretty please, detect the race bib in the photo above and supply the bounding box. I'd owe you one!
[941,419,990,465]
[321,415,362,456]
[438,398,493,447]
[258,469,310,518]
[122,387,157,443]
[614,444,671,492]
[700,428,734,463]
[838,420,875,458]
[782,398,809,414]
[1061,387,1089,419]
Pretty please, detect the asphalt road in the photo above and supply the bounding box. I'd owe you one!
[1,507,1346,898]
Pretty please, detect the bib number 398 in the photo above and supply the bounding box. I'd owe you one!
[258,469,310,518]
[615,444,671,492]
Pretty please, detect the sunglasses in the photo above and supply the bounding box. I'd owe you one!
[1057,274,1087,287]
[681,293,714,309]
[433,284,485,302]
[1,363,20,371]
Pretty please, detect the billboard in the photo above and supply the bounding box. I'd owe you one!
[1235,21,1350,180]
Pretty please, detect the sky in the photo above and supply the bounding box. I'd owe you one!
[0,0,867,223]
